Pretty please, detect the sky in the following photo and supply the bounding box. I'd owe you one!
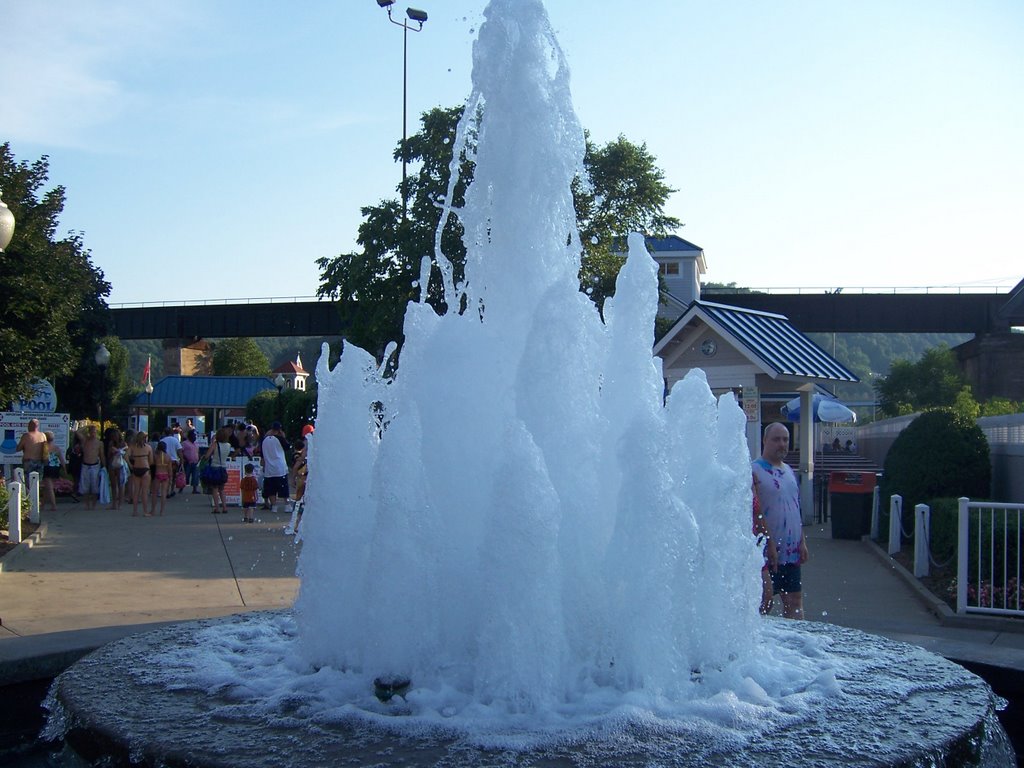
[3,0,1023,306]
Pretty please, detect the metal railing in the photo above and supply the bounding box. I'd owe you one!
[701,283,1014,296]
[956,498,1024,617]
[108,295,328,309]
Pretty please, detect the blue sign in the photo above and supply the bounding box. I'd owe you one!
[12,379,58,413]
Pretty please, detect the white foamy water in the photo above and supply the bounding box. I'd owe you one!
[288,0,796,735]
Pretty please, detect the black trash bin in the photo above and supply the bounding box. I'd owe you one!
[829,471,876,540]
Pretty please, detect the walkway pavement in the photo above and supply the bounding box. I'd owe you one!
[0,490,299,683]
[2,493,1024,685]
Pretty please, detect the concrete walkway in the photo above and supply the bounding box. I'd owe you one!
[0,490,299,682]
[2,493,1024,684]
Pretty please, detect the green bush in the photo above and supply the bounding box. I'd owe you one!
[880,410,991,547]
[246,388,317,440]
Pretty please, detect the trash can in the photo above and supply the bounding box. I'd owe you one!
[829,471,876,539]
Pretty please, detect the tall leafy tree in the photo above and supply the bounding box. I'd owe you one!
[0,143,111,410]
[212,337,270,377]
[875,345,968,417]
[574,134,680,307]
[317,106,679,355]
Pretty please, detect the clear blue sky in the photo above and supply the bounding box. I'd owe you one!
[4,0,1022,304]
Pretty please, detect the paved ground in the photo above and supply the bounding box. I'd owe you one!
[0,490,300,682]
[2,492,1024,684]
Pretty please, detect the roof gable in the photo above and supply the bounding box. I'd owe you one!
[655,301,858,383]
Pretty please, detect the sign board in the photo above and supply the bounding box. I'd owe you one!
[0,412,72,462]
[222,457,264,507]
[742,387,759,423]
[11,379,58,414]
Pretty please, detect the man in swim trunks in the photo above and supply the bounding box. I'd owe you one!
[79,424,104,510]
[16,418,48,478]
[752,422,808,619]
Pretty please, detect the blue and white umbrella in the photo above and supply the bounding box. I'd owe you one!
[780,394,857,423]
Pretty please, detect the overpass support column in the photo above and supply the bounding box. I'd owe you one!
[799,389,814,526]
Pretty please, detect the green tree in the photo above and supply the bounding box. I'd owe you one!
[874,345,967,417]
[979,397,1023,416]
[574,134,681,308]
[246,388,315,438]
[212,338,269,376]
[317,106,679,355]
[0,143,111,409]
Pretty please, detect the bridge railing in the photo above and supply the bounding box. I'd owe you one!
[110,295,328,309]
[701,284,1012,296]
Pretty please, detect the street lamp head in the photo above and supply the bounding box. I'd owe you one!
[376,0,395,7]
[0,192,14,252]
[95,343,111,369]
[274,373,287,392]
[145,381,154,395]
[406,7,428,23]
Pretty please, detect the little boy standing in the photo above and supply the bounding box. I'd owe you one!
[240,463,260,523]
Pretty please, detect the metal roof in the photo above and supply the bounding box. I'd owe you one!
[657,301,859,383]
[610,234,704,255]
[645,235,703,253]
[130,376,277,409]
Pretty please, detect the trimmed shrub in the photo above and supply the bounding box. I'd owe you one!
[880,410,990,547]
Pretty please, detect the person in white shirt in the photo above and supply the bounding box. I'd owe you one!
[159,428,183,497]
[258,421,290,512]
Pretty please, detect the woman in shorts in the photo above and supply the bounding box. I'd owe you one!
[41,432,68,512]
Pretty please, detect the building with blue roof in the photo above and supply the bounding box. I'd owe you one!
[130,376,278,434]
[645,233,859,523]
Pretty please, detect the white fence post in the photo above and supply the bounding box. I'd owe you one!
[28,470,40,524]
[957,497,969,614]
[870,486,881,540]
[8,481,22,544]
[913,504,930,578]
[888,495,903,555]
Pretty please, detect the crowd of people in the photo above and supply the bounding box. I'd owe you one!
[18,417,310,524]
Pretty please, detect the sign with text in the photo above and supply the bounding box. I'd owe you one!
[222,457,263,507]
[11,379,58,414]
[0,412,71,461]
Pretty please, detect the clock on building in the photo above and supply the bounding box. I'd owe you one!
[700,338,718,357]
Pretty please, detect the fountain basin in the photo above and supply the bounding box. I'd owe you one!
[45,611,1011,767]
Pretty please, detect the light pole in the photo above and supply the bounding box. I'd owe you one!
[95,343,111,431]
[374,0,428,221]
[0,191,15,253]
[274,373,286,424]
[145,380,154,434]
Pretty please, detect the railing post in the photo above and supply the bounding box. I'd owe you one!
[28,470,40,524]
[957,497,969,614]
[8,481,22,544]
[914,504,930,577]
[888,495,902,555]
[870,485,881,540]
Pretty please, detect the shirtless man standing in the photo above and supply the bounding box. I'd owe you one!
[79,425,104,510]
[16,418,48,478]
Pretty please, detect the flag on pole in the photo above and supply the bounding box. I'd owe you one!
[141,355,151,385]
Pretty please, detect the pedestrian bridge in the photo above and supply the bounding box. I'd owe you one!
[109,282,1024,340]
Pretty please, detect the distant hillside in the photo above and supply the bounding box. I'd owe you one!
[806,332,970,401]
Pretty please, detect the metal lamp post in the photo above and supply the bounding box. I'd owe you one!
[274,373,287,426]
[0,192,15,253]
[95,343,111,430]
[145,380,154,434]
[374,0,428,221]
